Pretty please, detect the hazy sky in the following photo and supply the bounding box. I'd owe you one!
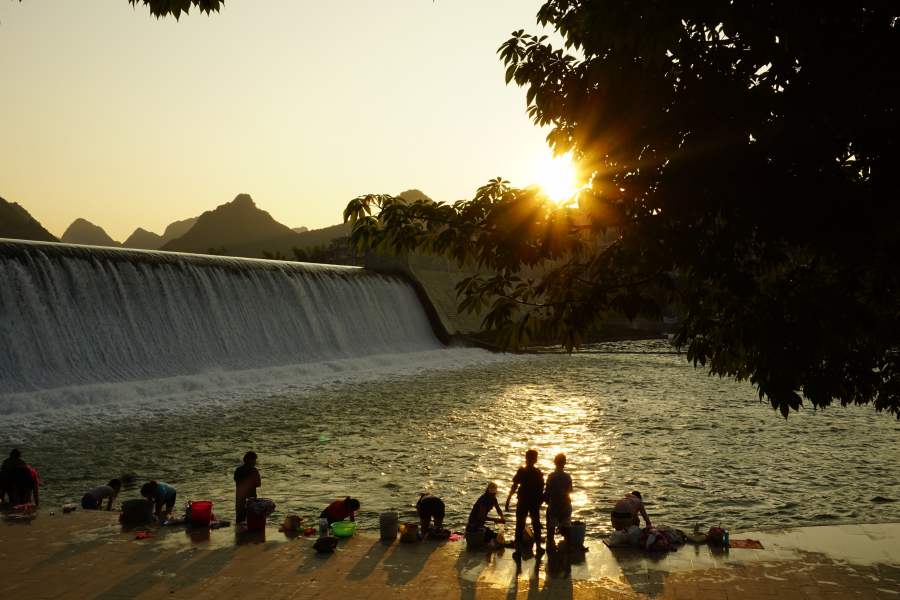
[0,1,570,241]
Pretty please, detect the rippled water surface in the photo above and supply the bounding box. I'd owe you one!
[8,341,900,538]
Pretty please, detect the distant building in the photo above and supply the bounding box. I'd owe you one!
[326,236,365,267]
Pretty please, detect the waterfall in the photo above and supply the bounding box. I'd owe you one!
[0,241,453,417]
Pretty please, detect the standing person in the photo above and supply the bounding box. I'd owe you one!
[140,481,177,521]
[467,482,506,542]
[416,492,446,535]
[545,453,574,551]
[320,497,360,524]
[611,491,651,531]
[0,449,27,503]
[234,451,261,524]
[505,449,545,556]
[81,479,122,511]
[9,464,40,505]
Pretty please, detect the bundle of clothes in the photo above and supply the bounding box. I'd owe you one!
[610,525,685,552]
[245,497,276,519]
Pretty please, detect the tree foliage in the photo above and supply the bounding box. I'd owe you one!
[127,0,222,20]
[346,0,900,419]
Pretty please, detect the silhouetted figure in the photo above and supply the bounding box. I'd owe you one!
[140,480,177,521]
[545,453,573,551]
[320,497,360,524]
[505,449,544,556]
[0,448,27,502]
[467,482,506,542]
[234,451,261,523]
[416,492,446,535]
[81,479,122,511]
[611,491,651,530]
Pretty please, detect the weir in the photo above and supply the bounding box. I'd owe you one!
[0,240,445,396]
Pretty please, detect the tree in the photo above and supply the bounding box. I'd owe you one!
[345,0,900,419]
[7,1,222,20]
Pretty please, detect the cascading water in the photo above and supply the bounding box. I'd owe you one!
[0,240,469,420]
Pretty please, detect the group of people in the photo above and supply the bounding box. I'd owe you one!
[459,450,577,556]
[2,447,652,545]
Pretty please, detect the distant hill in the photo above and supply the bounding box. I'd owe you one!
[159,194,297,256]
[292,226,309,233]
[122,228,163,249]
[161,217,198,244]
[0,196,57,242]
[229,222,351,258]
[397,189,432,202]
[122,217,199,250]
[61,218,121,247]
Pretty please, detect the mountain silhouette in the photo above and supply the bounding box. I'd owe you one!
[160,194,297,255]
[397,189,432,202]
[122,217,199,250]
[61,218,121,247]
[0,196,57,242]
[122,228,163,249]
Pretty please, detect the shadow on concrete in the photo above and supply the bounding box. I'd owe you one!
[382,539,440,587]
[28,538,110,572]
[346,539,394,581]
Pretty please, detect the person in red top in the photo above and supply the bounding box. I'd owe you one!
[320,496,360,524]
[234,452,262,523]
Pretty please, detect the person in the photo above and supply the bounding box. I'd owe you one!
[81,479,122,511]
[611,491,651,530]
[234,451,262,524]
[545,453,574,551]
[320,497,360,524]
[416,493,446,534]
[8,464,40,505]
[505,449,545,555]
[467,482,506,542]
[0,449,27,502]
[140,480,177,520]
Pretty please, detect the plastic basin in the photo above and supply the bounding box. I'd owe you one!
[332,521,356,536]
[465,528,485,548]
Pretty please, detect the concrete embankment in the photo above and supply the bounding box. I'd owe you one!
[3,507,898,600]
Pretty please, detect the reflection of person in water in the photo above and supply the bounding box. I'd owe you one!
[610,491,651,530]
[416,492,445,533]
[467,482,506,541]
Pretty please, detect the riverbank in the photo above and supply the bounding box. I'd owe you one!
[3,507,897,600]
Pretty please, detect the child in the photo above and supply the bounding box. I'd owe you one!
[234,451,262,523]
[81,479,122,511]
[545,453,573,551]
[505,449,545,556]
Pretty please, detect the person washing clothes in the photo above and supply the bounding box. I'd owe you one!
[611,491,651,530]
[234,451,262,524]
[140,481,177,521]
[505,449,545,556]
[468,482,506,542]
[321,496,360,524]
[81,479,122,511]
[416,493,446,534]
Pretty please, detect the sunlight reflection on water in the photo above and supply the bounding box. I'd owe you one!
[12,340,900,539]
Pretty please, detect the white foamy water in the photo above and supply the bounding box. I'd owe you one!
[0,240,502,425]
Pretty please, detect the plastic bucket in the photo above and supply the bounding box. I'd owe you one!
[569,522,587,548]
[465,528,485,548]
[380,512,399,540]
[191,501,213,527]
[247,512,266,531]
[121,499,154,522]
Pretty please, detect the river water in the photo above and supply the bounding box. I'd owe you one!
[4,340,898,538]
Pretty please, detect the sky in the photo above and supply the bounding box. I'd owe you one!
[0,1,574,241]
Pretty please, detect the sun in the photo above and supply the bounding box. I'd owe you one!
[533,154,577,201]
